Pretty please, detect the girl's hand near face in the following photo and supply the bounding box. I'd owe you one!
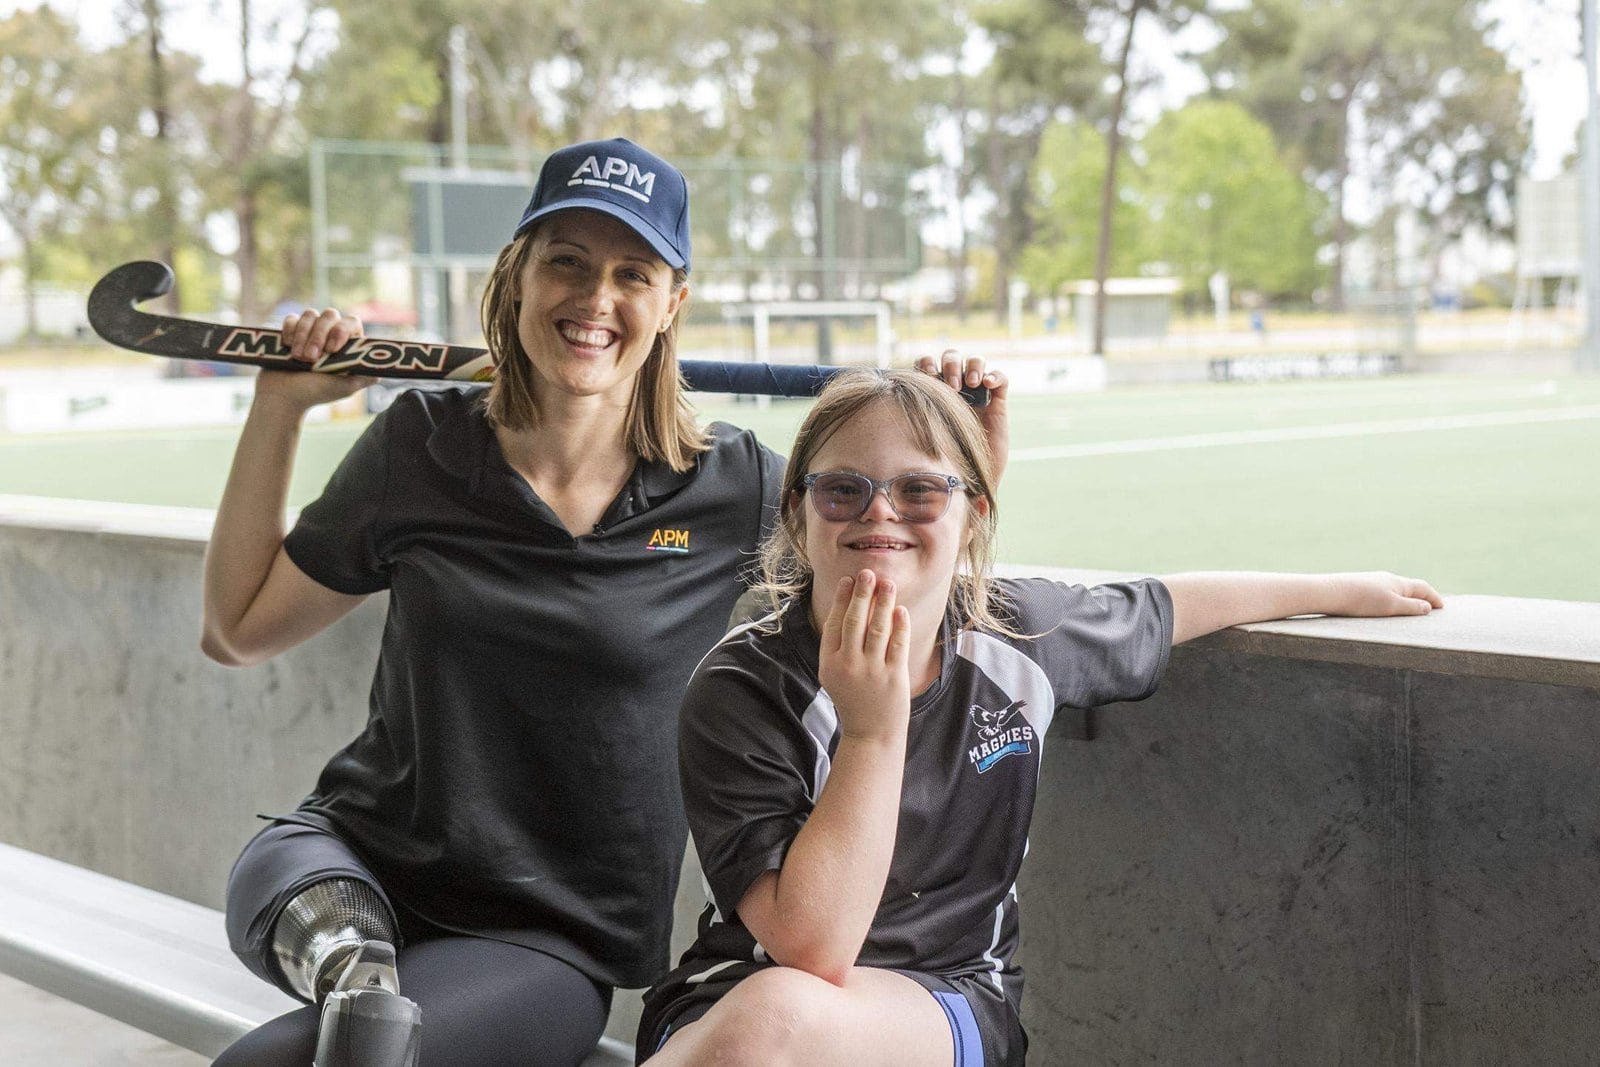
[818,570,912,743]
[915,350,1010,481]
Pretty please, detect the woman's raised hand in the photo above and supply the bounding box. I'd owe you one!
[254,308,374,410]
[818,570,912,743]
[914,349,1010,480]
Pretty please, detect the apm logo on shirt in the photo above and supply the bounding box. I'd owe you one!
[568,155,657,203]
[967,698,1034,773]
[645,527,691,554]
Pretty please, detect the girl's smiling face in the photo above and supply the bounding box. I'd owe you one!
[515,209,686,404]
[798,401,985,628]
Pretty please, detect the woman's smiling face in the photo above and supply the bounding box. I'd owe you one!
[515,209,685,404]
[798,401,981,625]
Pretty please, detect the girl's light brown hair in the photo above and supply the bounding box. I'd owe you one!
[477,229,707,471]
[753,369,1019,636]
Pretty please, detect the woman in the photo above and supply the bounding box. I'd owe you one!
[638,370,1442,1065]
[202,139,1007,1065]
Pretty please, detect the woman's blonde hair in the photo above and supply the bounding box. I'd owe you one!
[753,369,1019,636]
[477,228,708,471]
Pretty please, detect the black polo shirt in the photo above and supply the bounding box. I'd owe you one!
[651,578,1171,1014]
[280,386,783,988]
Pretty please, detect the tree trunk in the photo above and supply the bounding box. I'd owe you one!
[808,10,837,361]
[144,0,180,314]
[987,83,1008,325]
[234,0,261,324]
[1329,82,1356,313]
[238,187,260,323]
[21,236,40,343]
[953,72,971,323]
[1093,0,1145,357]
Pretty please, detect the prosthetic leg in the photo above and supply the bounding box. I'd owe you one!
[271,878,422,1067]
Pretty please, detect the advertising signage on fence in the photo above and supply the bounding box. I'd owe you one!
[1209,352,1403,383]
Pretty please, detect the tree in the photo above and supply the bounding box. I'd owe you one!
[976,0,1100,321]
[981,0,1207,351]
[211,0,331,323]
[1204,0,1528,308]
[0,9,100,338]
[692,0,959,351]
[1019,119,1144,299]
[1140,100,1321,297]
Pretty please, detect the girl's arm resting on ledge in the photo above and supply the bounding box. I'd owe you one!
[1163,571,1444,646]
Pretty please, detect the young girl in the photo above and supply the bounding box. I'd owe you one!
[637,370,1442,1066]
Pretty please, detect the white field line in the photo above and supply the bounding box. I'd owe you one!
[1012,404,1600,462]
[1039,381,1563,423]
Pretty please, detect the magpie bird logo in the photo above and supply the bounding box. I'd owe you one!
[967,697,1035,773]
[970,698,1026,739]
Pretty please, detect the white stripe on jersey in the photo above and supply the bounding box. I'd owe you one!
[955,630,1058,741]
[684,958,743,985]
[800,689,839,801]
[693,609,785,677]
[697,863,722,925]
[980,885,1018,992]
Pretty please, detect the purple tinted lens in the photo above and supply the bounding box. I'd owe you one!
[890,475,954,521]
[810,474,871,519]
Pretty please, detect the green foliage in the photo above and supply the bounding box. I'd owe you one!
[0,9,100,293]
[1140,100,1322,295]
[1020,121,1145,294]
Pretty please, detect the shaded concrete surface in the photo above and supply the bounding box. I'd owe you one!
[0,972,205,1065]
[3,504,1598,1063]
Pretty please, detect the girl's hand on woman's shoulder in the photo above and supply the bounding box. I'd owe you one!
[1327,571,1445,617]
[915,349,1010,480]
[818,570,912,744]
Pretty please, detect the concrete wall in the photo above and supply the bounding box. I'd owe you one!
[3,497,1597,1063]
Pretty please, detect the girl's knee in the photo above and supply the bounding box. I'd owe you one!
[689,967,840,1062]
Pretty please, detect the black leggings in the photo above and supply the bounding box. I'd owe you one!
[211,935,612,1066]
[217,820,612,1066]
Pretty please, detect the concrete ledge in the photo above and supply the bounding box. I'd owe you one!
[999,563,1600,690]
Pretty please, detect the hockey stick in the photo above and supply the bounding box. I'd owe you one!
[87,261,988,404]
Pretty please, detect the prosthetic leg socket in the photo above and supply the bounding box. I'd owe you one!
[272,877,399,1002]
[269,878,420,1066]
[314,940,422,1067]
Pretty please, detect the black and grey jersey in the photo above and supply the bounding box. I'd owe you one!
[668,577,1172,1007]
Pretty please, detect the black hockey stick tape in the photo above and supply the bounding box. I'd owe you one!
[87,261,989,405]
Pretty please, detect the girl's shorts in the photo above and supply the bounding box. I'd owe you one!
[636,959,1026,1066]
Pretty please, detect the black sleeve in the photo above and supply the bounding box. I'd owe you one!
[281,406,394,595]
[1006,577,1174,708]
[679,658,814,918]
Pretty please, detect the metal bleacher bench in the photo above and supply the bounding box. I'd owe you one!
[0,841,635,1064]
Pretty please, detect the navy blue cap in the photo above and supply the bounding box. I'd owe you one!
[512,138,691,271]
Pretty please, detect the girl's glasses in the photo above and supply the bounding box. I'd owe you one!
[800,471,968,524]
